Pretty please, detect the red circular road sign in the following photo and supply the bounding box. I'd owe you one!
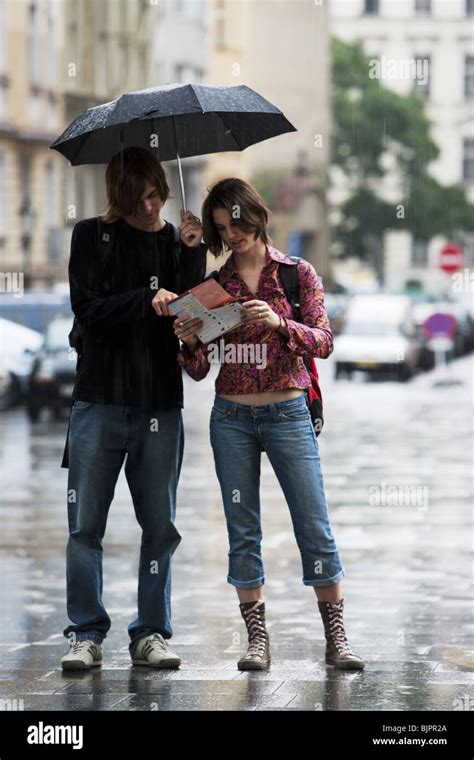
[422,312,458,340]
[439,243,464,274]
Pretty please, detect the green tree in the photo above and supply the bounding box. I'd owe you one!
[332,38,474,280]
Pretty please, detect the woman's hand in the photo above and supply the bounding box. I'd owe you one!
[180,210,203,247]
[173,315,204,350]
[151,288,178,316]
[241,299,281,331]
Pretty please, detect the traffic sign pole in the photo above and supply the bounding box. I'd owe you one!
[422,313,462,387]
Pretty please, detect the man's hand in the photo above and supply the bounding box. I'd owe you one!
[180,210,203,247]
[151,288,178,316]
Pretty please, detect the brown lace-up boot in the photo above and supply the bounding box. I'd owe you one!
[318,599,365,670]
[237,600,271,670]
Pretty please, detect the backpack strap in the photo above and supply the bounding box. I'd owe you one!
[170,223,182,294]
[96,216,117,292]
[279,256,302,321]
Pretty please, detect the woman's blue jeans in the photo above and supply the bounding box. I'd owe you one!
[210,394,344,589]
[63,400,183,649]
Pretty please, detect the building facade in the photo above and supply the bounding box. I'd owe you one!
[329,0,474,294]
[0,0,155,287]
[0,0,65,287]
[1,0,331,285]
[204,0,332,279]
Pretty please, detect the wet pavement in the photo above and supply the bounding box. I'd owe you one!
[0,352,473,712]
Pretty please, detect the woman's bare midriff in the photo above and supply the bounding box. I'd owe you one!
[218,389,305,405]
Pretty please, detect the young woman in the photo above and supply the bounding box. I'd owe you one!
[175,178,364,671]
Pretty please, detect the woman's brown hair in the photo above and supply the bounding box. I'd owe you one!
[202,178,270,257]
[102,147,170,223]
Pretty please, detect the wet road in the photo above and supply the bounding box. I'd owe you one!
[0,352,472,711]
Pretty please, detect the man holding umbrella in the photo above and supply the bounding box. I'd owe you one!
[60,146,206,670]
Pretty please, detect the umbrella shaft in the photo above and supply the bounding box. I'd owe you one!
[176,152,186,211]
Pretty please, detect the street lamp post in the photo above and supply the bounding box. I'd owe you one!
[19,198,35,284]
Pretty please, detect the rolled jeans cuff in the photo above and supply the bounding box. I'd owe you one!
[302,568,345,587]
[227,574,266,589]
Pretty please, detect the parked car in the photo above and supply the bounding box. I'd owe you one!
[334,295,421,381]
[0,318,44,410]
[28,316,76,421]
[0,291,71,334]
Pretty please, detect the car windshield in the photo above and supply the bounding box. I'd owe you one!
[45,320,71,351]
[344,322,402,336]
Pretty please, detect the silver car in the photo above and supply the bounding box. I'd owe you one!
[334,295,421,382]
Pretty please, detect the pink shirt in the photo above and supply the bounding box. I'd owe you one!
[177,246,334,394]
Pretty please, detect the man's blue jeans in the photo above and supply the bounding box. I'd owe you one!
[210,394,345,589]
[63,400,183,650]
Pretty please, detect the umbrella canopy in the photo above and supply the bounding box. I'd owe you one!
[50,83,296,166]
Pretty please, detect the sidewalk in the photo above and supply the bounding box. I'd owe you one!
[0,355,472,711]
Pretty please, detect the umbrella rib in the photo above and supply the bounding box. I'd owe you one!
[214,112,244,151]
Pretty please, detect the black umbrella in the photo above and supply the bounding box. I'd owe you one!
[50,83,296,208]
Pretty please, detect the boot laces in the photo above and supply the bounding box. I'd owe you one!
[242,602,268,658]
[327,605,352,654]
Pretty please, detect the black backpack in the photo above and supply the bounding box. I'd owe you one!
[68,217,182,357]
[278,257,324,435]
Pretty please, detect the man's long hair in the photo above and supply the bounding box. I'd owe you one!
[103,147,170,222]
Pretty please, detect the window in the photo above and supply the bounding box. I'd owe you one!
[413,55,430,99]
[215,0,225,46]
[175,0,199,12]
[45,161,55,228]
[415,0,431,15]
[0,0,5,72]
[364,0,379,14]
[411,240,428,267]
[0,0,6,121]
[465,56,474,101]
[0,152,5,237]
[466,0,474,16]
[46,1,56,88]
[28,2,39,83]
[174,64,185,83]
[461,233,474,267]
[0,78,6,121]
[463,138,474,183]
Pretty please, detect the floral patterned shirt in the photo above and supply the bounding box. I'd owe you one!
[176,246,333,394]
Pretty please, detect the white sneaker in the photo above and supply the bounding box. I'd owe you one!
[131,633,181,669]
[61,640,102,670]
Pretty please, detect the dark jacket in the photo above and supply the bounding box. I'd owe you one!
[60,216,206,468]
